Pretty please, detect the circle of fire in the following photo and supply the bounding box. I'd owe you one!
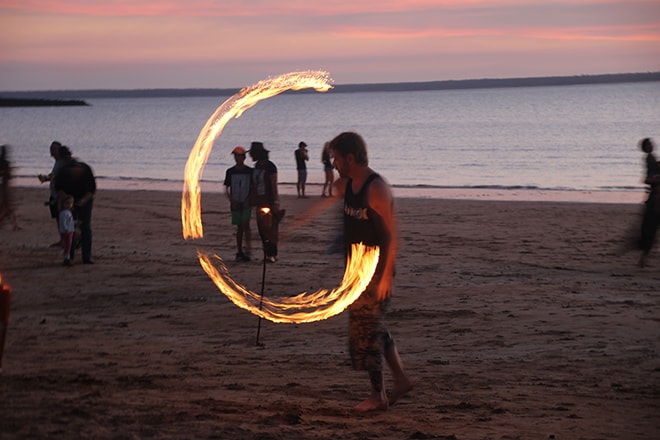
[181,71,380,324]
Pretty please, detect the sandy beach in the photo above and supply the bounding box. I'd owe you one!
[1,186,658,439]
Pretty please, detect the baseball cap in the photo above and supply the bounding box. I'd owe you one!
[232,146,246,155]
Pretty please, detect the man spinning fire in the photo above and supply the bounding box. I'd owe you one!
[328,132,413,411]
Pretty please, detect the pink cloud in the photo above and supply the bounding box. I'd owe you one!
[4,1,654,18]
[1,0,454,17]
[1,0,658,90]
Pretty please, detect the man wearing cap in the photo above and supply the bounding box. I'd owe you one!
[295,141,309,198]
[249,141,284,263]
[224,146,253,262]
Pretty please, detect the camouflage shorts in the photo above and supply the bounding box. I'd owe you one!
[348,290,394,372]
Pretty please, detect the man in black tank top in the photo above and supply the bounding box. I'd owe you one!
[329,131,412,411]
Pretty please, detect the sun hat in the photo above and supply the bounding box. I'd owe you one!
[249,141,269,153]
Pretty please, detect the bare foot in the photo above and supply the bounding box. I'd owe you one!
[388,377,413,405]
[355,392,389,412]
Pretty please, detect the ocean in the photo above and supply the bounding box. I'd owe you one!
[1,81,659,200]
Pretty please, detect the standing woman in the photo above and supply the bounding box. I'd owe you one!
[321,142,335,197]
[0,145,20,230]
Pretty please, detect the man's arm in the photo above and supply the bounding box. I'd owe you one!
[78,164,96,207]
[367,177,397,301]
[269,172,280,207]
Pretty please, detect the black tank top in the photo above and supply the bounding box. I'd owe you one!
[343,173,386,249]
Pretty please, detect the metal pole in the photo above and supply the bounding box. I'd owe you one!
[255,240,268,346]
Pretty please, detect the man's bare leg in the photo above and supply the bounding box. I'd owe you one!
[244,222,252,258]
[355,371,389,412]
[385,346,413,404]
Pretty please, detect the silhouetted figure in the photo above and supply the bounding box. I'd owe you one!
[295,141,309,198]
[638,137,660,267]
[321,142,335,198]
[55,154,96,264]
[249,142,284,263]
[0,145,19,230]
[224,146,253,262]
[39,141,72,231]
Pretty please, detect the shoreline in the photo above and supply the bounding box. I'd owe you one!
[15,177,647,204]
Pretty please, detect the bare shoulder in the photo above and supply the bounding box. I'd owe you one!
[367,175,393,209]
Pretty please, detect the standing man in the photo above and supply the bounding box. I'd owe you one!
[249,141,284,263]
[38,141,70,234]
[55,151,97,265]
[328,131,412,411]
[295,141,309,198]
[224,146,253,262]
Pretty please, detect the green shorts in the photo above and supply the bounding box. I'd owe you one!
[231,207,252,225]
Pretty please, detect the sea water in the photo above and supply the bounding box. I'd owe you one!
[1,81,658,195]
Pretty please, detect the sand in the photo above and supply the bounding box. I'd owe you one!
[0,186,658,439]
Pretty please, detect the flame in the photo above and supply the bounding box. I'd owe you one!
[198,243,379,324]
[180,71,381,324]
[182,70,333,240]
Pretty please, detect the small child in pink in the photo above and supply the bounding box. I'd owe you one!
[58,195,76,266]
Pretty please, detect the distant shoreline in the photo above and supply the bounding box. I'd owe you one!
[1,71,658,100]
[14,177,645,204]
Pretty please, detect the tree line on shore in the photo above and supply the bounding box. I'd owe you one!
[1,71,658,104]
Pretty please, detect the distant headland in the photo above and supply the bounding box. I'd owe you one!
[0,97,90,107]
[1,71,658,102]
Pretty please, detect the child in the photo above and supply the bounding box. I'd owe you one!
[58,195,76,266]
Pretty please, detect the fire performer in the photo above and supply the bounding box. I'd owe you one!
[328,131,412,411]
[249,142,284,263]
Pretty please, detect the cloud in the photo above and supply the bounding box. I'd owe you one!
[0,0,658,90]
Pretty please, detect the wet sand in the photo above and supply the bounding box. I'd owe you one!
[1,187,658,439]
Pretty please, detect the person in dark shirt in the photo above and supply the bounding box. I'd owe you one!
[249,141,284,263]
[639,137,660,267]
[295,141,309,198]
[328,131,412,411]
[55,154,96,264]
[0,145,20,230]
[224,146,253,262]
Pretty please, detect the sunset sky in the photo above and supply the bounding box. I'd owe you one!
[1,0,659,91]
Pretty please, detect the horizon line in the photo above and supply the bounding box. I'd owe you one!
[1,71,659,98]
